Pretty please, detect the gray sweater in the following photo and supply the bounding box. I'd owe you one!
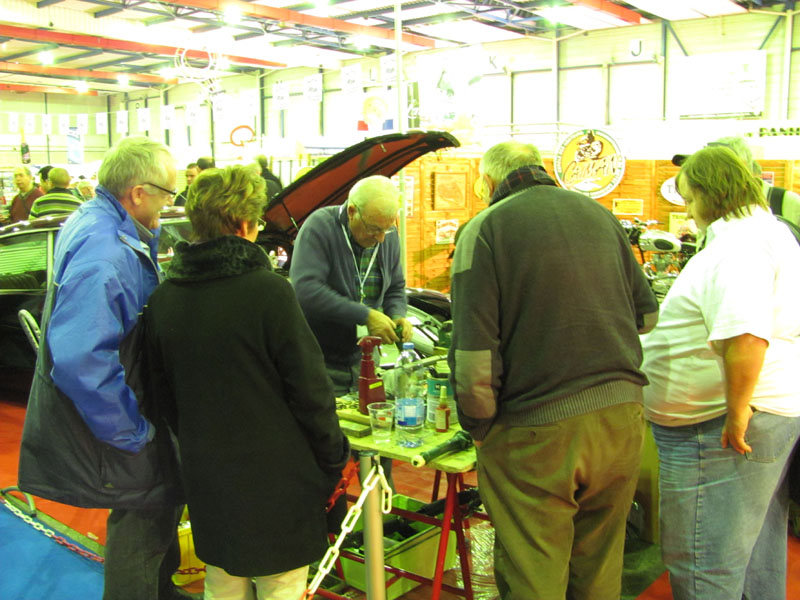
[448,183,658,440]
[290,203,407,366]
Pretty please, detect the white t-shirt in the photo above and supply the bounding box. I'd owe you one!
[642,207,800,426]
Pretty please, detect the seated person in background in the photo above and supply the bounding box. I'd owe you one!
[144,164,349,600]
[29,168,83,218]
[642,146,800,600]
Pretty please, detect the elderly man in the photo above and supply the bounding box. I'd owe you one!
[29,167,83,218]
[76,179,95,201]
[18,137,189,600]
[449,140,658,599]
[290,174,412,394]
[4,166,44,223]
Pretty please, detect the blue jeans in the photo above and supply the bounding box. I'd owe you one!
[103,504,184,600]
[652,412,800,600]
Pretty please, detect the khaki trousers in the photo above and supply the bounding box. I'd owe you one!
[478,402,645,600]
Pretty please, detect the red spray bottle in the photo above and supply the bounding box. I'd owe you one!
[358,336,386,414]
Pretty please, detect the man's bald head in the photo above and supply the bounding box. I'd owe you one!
[48,168,71,189]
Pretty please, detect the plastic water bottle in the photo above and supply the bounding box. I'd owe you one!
[395,342,425,448]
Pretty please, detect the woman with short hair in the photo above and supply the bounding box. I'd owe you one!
[641,146,800,600]
[144,165,349,600]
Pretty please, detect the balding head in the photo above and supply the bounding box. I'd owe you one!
[48,168,71,189]
[348,175,401,219]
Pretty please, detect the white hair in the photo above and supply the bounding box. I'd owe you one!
[348,175,400,218]
[480,141,543,184]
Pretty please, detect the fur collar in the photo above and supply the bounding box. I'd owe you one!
[166,235,272,282]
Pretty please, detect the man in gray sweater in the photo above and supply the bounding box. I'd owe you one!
[291,175,412,394]
[449,141,659,599]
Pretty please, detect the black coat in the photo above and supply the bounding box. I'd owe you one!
[144,235,349,577]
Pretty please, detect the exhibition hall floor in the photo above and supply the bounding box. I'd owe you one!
[3,390,799,600]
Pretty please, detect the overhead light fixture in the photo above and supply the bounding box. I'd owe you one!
[117,74,130,87]
[75,81,89,94]
[216,56,231,71]
[223,5,242,25]
[349,36,372,50]
[536,6,632,30]
[39,51,54,65]
[623,0,745,21]
[159,67,176,79]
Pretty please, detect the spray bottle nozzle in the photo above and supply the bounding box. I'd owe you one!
[358,336,382,355]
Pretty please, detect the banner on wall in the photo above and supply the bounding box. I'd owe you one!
[380,54,397,86]
[42,114,52,136]
[137,107,151,131]
[162,104,175,130]
[185,103,201,127]
[59,114,71,136]
[76,114,89,136]
[273,82,289,110]
[554,129,626,199]
[341,64,362,95]
[66,127,83,164]
[303,74,322,103]
[24,113,36,133]
[116,110,128,134]
[8,113,19,133]
[96,112,108,135]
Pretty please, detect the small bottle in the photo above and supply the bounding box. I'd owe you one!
[435,385,451,433]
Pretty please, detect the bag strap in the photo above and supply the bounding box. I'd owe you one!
[769,186,787,216]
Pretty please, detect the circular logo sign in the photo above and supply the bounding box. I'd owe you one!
[554,129,626,199]
[660,176,685,206]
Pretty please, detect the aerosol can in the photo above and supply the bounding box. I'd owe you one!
[358,336,386,414]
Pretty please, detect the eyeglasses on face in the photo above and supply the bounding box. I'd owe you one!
[355,204,396,236]
[142,182,178,198]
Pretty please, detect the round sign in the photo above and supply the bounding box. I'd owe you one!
[554,129,626,199]
[660,176,685,206]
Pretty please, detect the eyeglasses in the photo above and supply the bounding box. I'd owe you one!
[257,218,266,232]
[142,182,178,199]
[355,204,396,236]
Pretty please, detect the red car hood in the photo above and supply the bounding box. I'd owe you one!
[263,130,459,239]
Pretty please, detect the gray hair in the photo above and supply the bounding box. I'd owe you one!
[348,175,400,218]
[98,137,174,199]
[707,136,759,175]
[480,141,543,184]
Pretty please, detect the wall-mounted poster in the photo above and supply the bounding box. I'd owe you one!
[553,129,625,199]
[436,219,460,245]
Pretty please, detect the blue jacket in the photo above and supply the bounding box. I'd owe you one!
[48,186,162,452]
[18,186,181,509]
[290,203,407,366]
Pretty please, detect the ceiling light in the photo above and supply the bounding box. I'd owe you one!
[39,51,54,65]
[216,56,231,71]
[75,81,89,94]
[349,36,372,50]
[117,74,130,87]
[223,5,242,25]
[159,67,176,79]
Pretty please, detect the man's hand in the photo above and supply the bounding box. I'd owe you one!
[721,406,753,455]
[366,309,399,345]
[393,317,413,343]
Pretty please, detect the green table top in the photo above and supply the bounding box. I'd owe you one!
[337,407,476,474]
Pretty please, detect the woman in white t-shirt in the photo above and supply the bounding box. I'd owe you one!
[641,145,800,600]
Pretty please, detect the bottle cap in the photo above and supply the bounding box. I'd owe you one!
[402,342,414,350]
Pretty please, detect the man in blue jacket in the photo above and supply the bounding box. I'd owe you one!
[18,137,190,599]
[291,175,412,393]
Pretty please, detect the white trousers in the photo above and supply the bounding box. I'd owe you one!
[203,563,309,600]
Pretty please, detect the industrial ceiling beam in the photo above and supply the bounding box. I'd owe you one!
[0,44,59,62]
[0,60,177,85]
[54,49,105,64]
[0,24,286,68]
[159,0,436,47]
[0,83,98,95]
[567,0,644,24]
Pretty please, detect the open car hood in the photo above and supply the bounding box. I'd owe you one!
[263,130,459,239]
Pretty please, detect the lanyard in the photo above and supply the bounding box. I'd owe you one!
[340,203,378,304]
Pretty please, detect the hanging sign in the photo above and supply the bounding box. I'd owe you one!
[7,113,19,132]
[185,103,201,127]
[116,110,129,134]
[161,104,175,130]
[96,112,108,135]
[554,129,625,199]
[59,114,71,135]
[303,74,322,103]
[24,113,36,133]
[76,114,89,136]
[380,54,397,85]
[42,114,52,136]
[273,82,289,110]
[341,64,363,95]
[137,107,151,131]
